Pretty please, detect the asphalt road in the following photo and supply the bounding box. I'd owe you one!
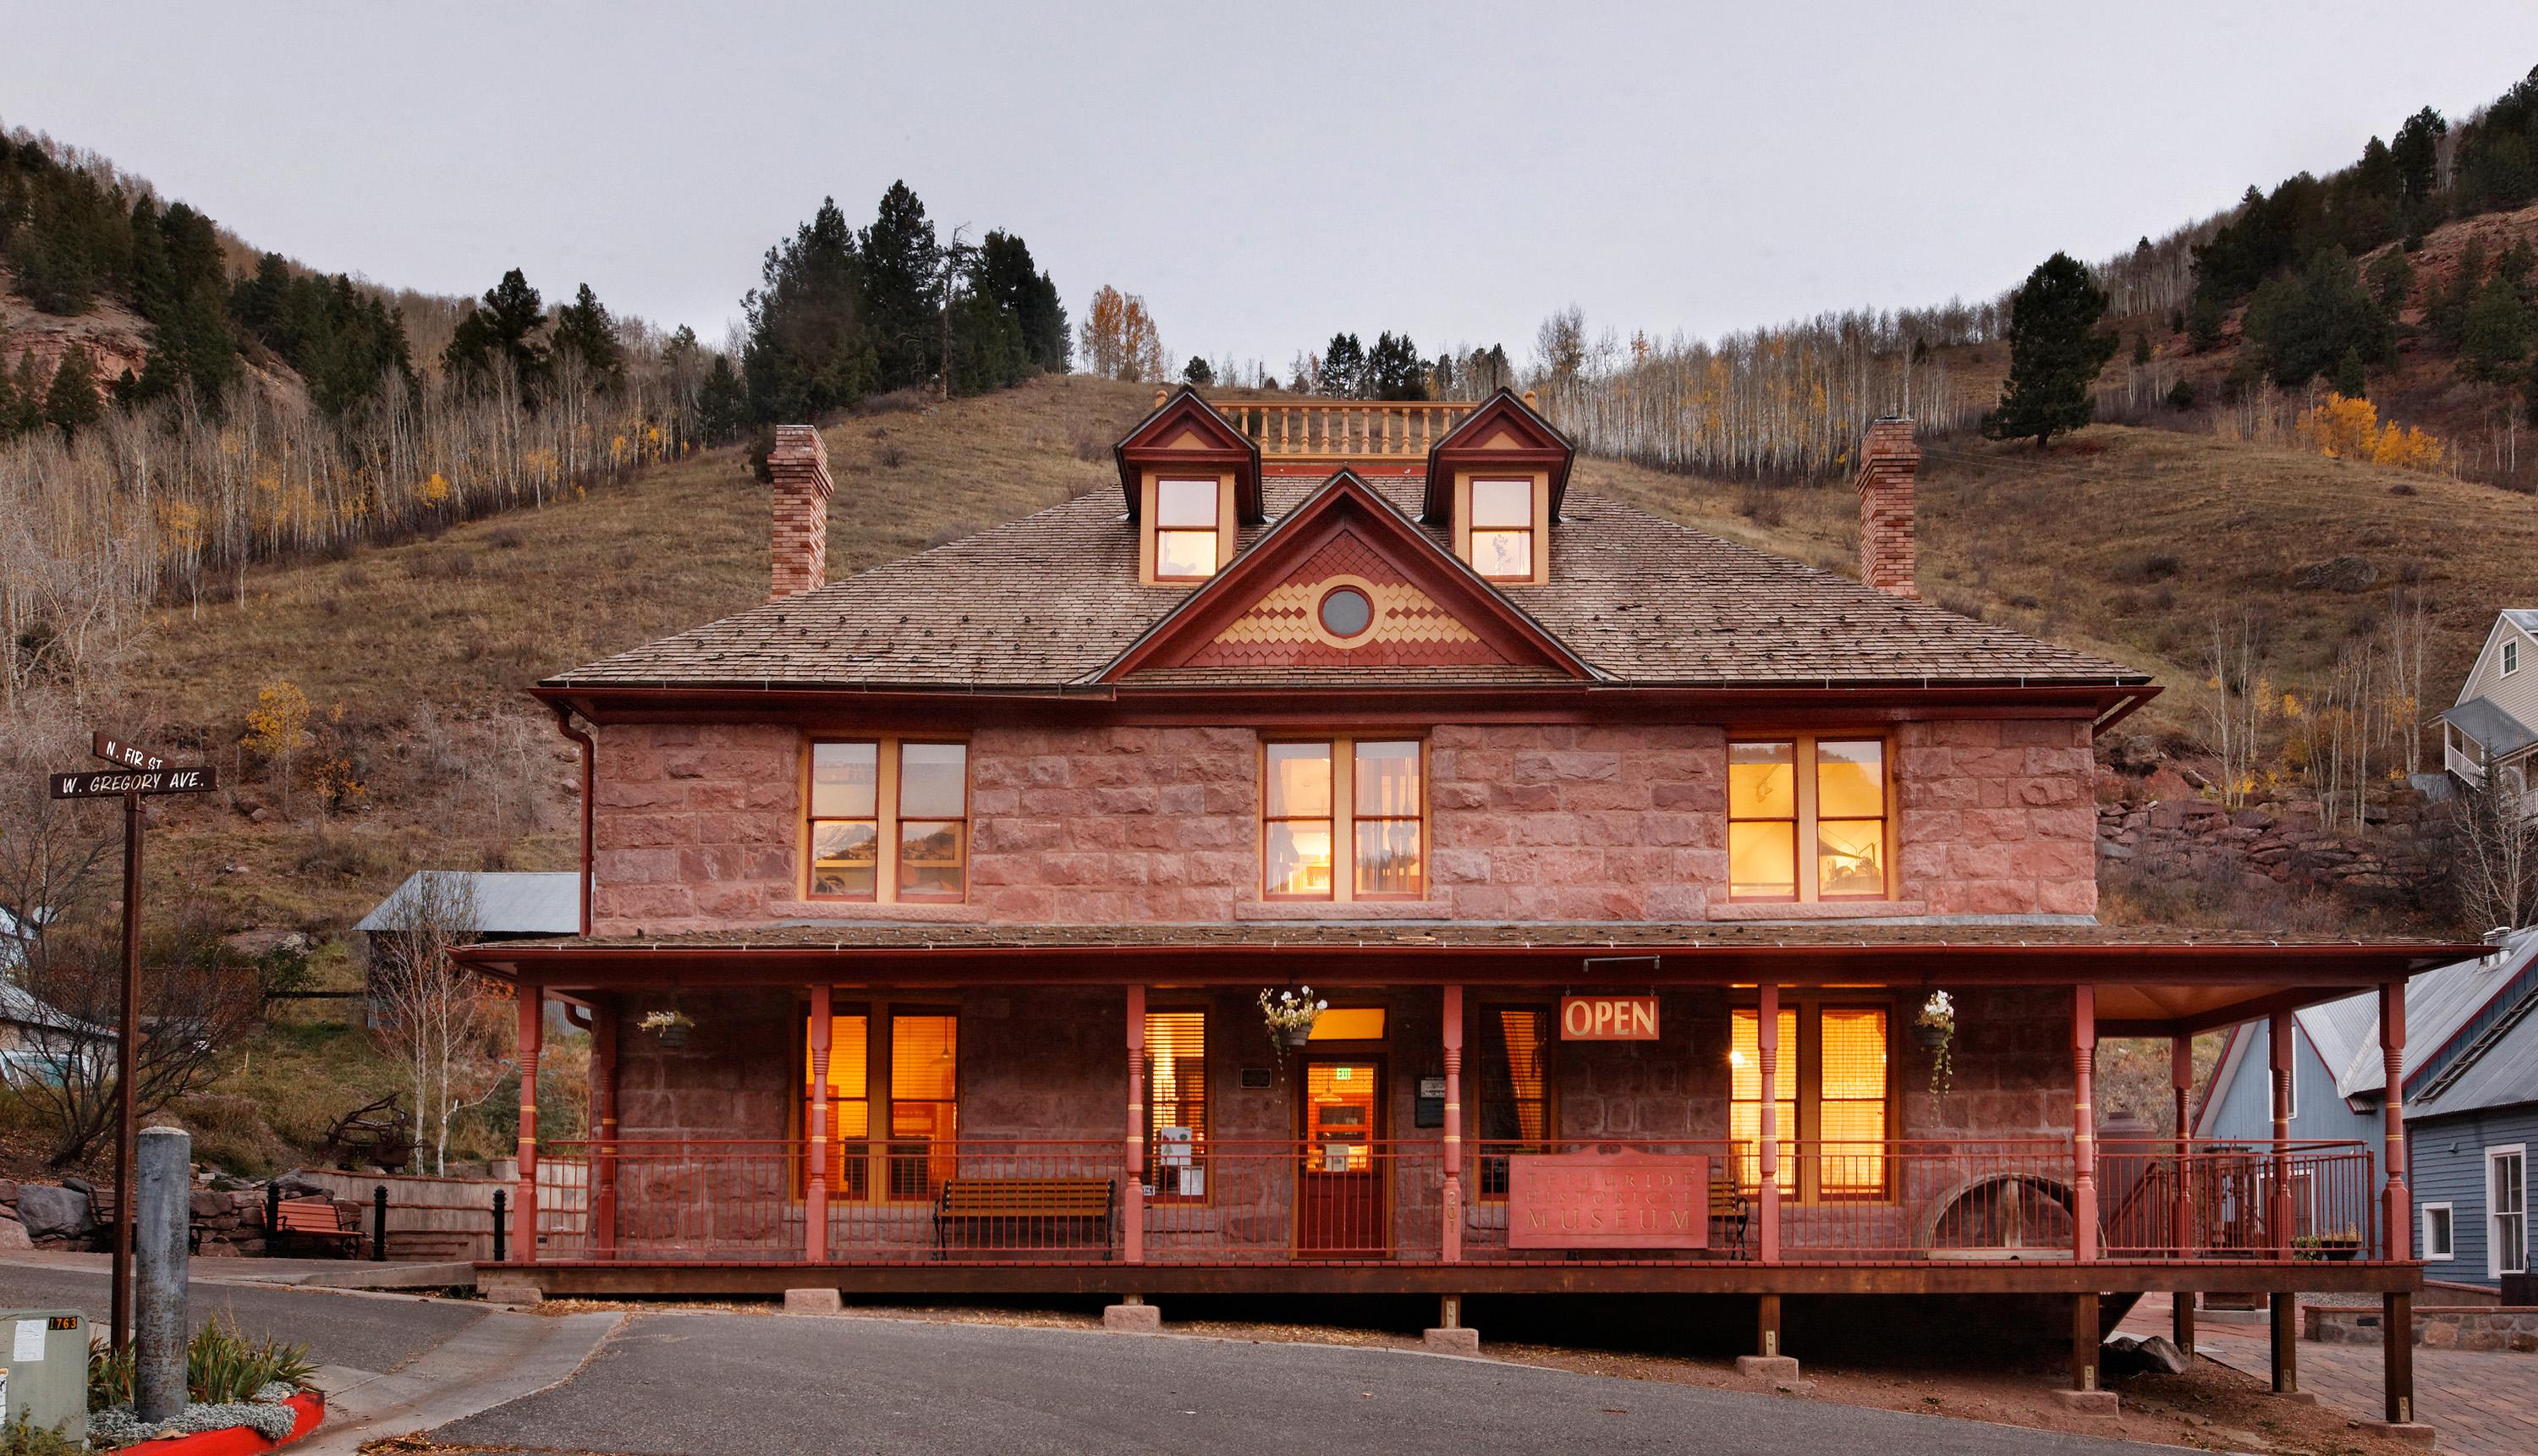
[440,1314,2182,1456]
[0,1264,486,1374]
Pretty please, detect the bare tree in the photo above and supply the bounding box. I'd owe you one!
[0,691,122,973]
[2204,611,2272,810]
[2382,585,2435,777]
[16,900,264,1168]
[369,873,508,1173]
[2453,774,2538,935]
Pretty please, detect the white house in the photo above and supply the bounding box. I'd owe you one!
[2443,609,2538,815]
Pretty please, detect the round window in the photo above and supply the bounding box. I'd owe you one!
[1318,586,1374,640]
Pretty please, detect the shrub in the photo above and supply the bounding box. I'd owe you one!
[90,1321,316,1411]
[0,1417,85,1455]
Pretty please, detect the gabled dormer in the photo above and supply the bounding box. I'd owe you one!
[1421,387,1573,585]
[1114,387,1264,585]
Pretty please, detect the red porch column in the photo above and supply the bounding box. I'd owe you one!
[1757,981,1780,1265]
[2074,986,2098,1262]
[2170,1033,2196,1356]
[2379,980,2409,1261]
[1442,984,1464,1263]
[806,986,832,1263]
[593,998,618,1261]
[2270,1014,2294,1255]
[514,985,542,1265]
[1124,985,1145,1265]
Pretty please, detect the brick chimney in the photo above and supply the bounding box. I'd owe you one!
[767,425,833,602]
[1855,417,1920,598]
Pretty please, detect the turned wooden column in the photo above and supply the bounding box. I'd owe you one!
[594,997,619,1261]
[1442,984,1464,1263]
[806,986,832,1263]
[2171,1033,2195,1354]
[514,985,542,1266]
[2380,979,2410,1261]
[2270,1015,2294,1256]
[1758,982,1781,1265]
[2074,986,2099,1262]
[1124,985,1145,1266]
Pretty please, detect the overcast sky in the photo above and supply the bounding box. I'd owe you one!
[8,3,2537,371]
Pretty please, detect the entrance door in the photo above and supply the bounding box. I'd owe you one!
[1297,1058,1386,1256]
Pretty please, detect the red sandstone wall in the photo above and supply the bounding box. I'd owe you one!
[588,717,2096,934]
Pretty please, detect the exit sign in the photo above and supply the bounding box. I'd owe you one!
[1560,995,1659,1041]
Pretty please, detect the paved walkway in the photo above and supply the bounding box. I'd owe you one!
[2120,1294,2538,1456]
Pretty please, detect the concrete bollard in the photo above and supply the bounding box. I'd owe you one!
[135,1126,192,1422]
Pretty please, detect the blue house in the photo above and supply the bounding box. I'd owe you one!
[2199,928,2538,1288]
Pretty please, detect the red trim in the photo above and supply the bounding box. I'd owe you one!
[1115,387,1263,523]
[1422,387,1574,522]
[551,706,595,936]
[121,1393,324,1454]
[1099,470,1596,683]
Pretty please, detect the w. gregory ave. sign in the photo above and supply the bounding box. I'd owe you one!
[50,766,216,799]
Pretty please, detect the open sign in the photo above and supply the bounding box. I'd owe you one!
[1560,995,1658,1041]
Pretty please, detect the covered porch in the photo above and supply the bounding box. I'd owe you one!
[464,923,2459,1420]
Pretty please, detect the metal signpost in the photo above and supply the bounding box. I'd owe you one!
[47,733,216,1351]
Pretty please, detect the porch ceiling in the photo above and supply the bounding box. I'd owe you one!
[459,921,2470,1036]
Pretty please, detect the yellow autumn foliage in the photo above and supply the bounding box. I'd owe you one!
[2298,393,2446,473]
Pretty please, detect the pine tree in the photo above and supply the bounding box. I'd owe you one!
[2131,332,2151,366]
[2367,249,2414,310]
[7,351,45,435]
[742,198,873,421]
[1183,356,1213,387]
[444,268,551,401]
[2243,248,2396,386]
[698,354,748,442]
[1367,332,1425,399]
[2392,107,2447,212]
[1321,332,1365,397]
[975,230,1067,372]
[2461,278,2534,380]
[859,181,942,392]
[2332,348,2369,397]
[1984,253,2118,448]
[552,283,624,389]
[42,346,102,440]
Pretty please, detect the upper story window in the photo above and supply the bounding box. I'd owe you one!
[1153,478,1222,580]
[1470,478,1535,581]
[1728,736,1891,902]
[2508,639,2522,676]
[1262,737,1424,900]
[808,739,970,902]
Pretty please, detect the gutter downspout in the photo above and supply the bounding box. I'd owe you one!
[551,705,595,937]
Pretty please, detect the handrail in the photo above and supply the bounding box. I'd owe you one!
[1200,398,1479,459]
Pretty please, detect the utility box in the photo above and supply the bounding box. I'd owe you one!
[0,1309,90,1442]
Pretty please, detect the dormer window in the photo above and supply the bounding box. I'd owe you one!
[1470,479,1535,580]
[1155,478,1222,580]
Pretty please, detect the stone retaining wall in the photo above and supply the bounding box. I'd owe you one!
[2306,1304,2538,1351]
[2096,791,2442,902]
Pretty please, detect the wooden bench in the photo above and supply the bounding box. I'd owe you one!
[85,1190,208,1254]
[266,1198,365,1258]
[932,1177,1113,1259]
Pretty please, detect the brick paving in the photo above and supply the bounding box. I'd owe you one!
[2121,1294,2538,1455]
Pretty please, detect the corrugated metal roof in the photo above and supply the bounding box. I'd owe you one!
[2411,983,2538,1118]
[0,981,106,1037]
[2303,929,2538,1101]
[2440,696,2538,759]
[2502,608,2538,635]
[355,872,581,936]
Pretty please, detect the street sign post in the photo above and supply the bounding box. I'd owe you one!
[41,733,215,1352]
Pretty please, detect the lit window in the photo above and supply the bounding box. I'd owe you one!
[1306,1007,1387,1041]
[1728,737,1891,902]
[1262,739,1424,900]
[1477,1008,1552,1199]
[1730,1002,1888,1201]
[888,1013,959,1201]
[810,743,880,899]
[1470,478,1534,580]
[897,743,968,900]
[806,739,968,903]
[1146,1011,1208,1201]
[1155,478,1220,580]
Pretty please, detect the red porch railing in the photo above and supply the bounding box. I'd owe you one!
[2098,1140,2378,1261]
[522,1135,2388,1266]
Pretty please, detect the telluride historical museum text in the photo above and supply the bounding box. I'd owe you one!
[459,392,2457,1425]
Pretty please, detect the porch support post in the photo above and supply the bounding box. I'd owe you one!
[2382,1290,2414,1426]
[2073,986,2098,1262]
[2379,979,2409,1261]
[514,985,542,1266]
[2269,1014,2294,1256]
[594,997,618,1261]
[2270,1289,2299,1395]
[1442,984,1464,1264]
[2072,1289,2100,1393]
[2171,1034,2195,1354]
[1757,981,1781,1266]
[1124,984,1145,1266]
[1755,1293,1782,1360]
[806,986,831,1264]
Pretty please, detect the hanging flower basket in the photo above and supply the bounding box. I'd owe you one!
[640,1008,694,1048]
[1915,990,1955,1099]
[1260,986,1326,1055]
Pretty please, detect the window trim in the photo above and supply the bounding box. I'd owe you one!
[2421,1201,2454,1262]
[1730,993,1898,1204]
[1151,475,1224,583]
[1259,734,1428,902]
[1144,1005,1211,1206]
[2489,1143,2528,1279]
[1473,1001,1557,1204]
[1140,472,1233,585]
[1467,476,1537,583]
[1727,733,1897,904]
[2507,638,2522,677]
[804,737,971,904]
